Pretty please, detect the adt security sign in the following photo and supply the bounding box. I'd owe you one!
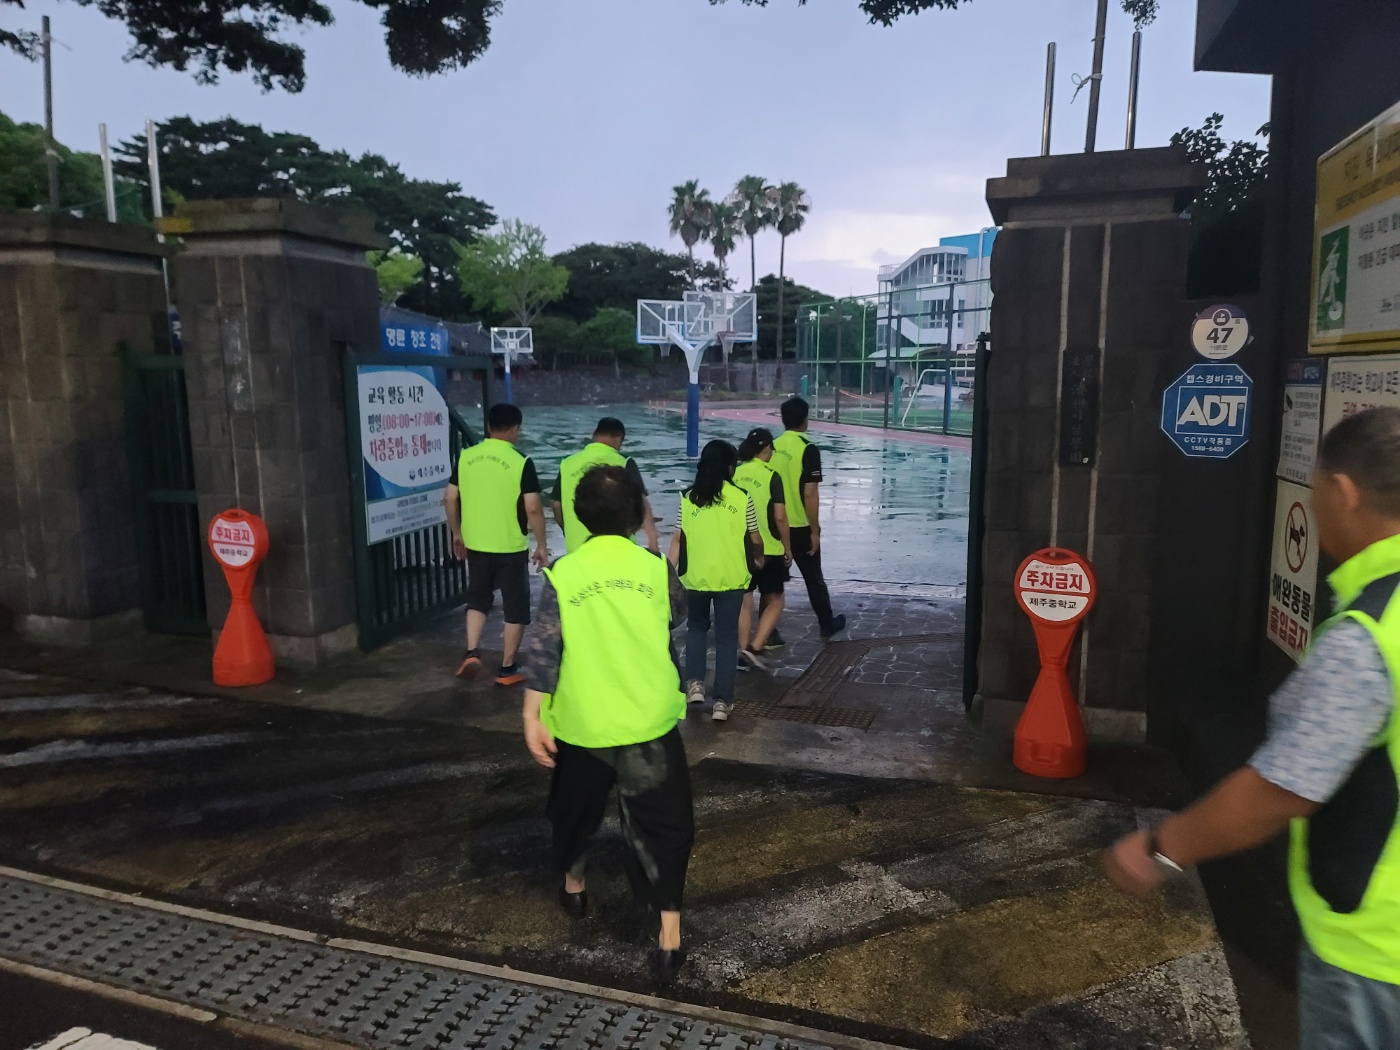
[1160,363,1254,459]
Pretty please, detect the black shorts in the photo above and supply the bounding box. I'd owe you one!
[749,556,789,597]
[465,550,531,624]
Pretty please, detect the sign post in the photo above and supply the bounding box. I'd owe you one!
[208,510,274,686]
[1013,548,1097,779]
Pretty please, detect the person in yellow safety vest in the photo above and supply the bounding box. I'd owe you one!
[445,403,549,687]
[772,397,846,639]
[550,416,660,554]
[1106,406,1400,1050]
[667,440,763,723]
[733,428,792,670]
[520,465,693,987]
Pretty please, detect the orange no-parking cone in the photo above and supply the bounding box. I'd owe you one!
[1011,548,1097,779]
[208,510,275,687]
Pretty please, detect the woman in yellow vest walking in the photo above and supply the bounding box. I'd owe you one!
[520,466,693,986]
[733,428,792,669]
[668,440,763,722]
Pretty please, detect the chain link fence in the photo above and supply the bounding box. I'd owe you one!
[794,278,990,436]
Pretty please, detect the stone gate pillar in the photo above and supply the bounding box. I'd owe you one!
[976,148,1204,741]
[167,199,387,664]
[0,215,170,644]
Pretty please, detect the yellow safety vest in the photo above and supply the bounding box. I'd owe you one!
[679,481,751,592]
[1290,532,1400,984]
[457,439,528,554]
[734,460,784,557]
[558,442,628,553]
[541,537,683,748]
[771,430,812,528]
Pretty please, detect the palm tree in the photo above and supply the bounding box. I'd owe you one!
[766,181,810,389]
[667,180,714,288]
[707,201,742,390]
[708,201,740,288]
[730,175,773,293]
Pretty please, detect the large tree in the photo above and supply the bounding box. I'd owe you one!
[115,116,495,318]
[0,109,125,216]
[754,273,832,364]
[1,0,503,92]
[667,180,714,289]
[1171,113,1269,296]
[455,219,570,327]
[766,181,810,387]
[549,242,689,322]
[710,0,1158,28]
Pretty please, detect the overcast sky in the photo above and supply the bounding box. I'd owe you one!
[1,0,1271,295]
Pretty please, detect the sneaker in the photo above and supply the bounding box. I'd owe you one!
[711,701,731,722]
[820,614,848,640]
[495,664,526,686]
[648,946,688,986]
[734,660,750,674]
[456,651,482,678]
[739,647,769,671]
[764,631,787,651]
[686,680,706,707]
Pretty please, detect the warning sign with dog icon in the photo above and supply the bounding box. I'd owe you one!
[1160,363,1254,459]
[1267,480,1320,663]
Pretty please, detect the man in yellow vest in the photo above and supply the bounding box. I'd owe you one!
[1106,407,1400,1049]
[550,417,660,554]
[772,397,845,639]
[446,403,549,687]
[520,465,693,986]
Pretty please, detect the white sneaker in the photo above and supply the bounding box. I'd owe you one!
[686,680,706,707]
[711,701,731,722]
[739,647,769,671]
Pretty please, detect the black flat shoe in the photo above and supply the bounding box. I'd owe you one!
[648,946,687,986]
[558,886,588,919]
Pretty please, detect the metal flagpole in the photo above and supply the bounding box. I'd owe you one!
[43,16,59,211]
[99,123,117,222]
[146,119,165,238]
[1042,42,1056,157]
[1084,0,1108,153]
[1125,30,1142,150]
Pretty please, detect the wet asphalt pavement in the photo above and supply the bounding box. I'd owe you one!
[0,669,1245,1049]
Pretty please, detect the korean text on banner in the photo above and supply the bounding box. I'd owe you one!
[1278,359,1324,485]
[358,367,452,544]
[1322,354,1400,436]
[1266,480,1320,664]
[1311,99,1400,353]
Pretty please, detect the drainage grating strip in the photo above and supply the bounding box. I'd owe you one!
[742,703,878,732]
[0,873,843,1050]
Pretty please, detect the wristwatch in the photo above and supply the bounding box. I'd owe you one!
[1146,830,1185,875]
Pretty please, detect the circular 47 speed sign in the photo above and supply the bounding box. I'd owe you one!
[1191,303,1251,361]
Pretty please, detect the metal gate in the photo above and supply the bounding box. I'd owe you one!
[122,350,209,636]
[345,349,492,649]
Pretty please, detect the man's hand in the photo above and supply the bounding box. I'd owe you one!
[524,715,558,768]
[452,536,467,560]
[783,546,793,567]
[532,544,550,571]
[808,528,821,556]
[1103,831,1166,897]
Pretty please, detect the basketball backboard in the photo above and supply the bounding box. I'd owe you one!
[684,290,757,343]
[490,327,534,359]
[637,299,704,346]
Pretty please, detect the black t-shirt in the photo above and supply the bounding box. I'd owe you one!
[801,444,823,485]
[549,457,648,502]
[766,472,785,542]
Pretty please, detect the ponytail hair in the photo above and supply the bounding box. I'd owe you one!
[738,427,775,462]
[686,439,739,508]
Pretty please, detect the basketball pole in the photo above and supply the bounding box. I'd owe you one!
[687,377,701,457]
[503,347,514,405]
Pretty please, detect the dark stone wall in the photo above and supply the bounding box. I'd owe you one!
[171,201,382,661]
[0,216,168,637]
[980,149,1201,734]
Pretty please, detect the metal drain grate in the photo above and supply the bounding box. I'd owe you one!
[0,873,842,1050]
[742,703,878,732]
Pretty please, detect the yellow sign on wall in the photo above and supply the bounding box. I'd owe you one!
[1311,99,1400,354]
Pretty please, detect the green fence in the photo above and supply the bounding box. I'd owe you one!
[793,279,990,436]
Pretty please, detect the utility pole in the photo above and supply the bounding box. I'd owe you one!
[42,16,59,210]
[1084,0,1108,153]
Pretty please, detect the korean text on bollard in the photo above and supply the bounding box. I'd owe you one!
[208,510,275,687]
[1013,548,1097,779]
